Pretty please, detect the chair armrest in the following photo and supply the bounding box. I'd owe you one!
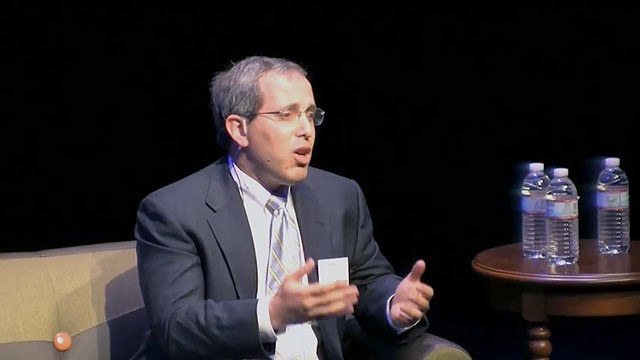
[393,332,472,360]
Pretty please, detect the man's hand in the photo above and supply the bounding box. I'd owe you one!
[390,260,434,328]
[269,258,359,331]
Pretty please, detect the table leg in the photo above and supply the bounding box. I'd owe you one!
[522,289,551,359]
[527,323,552,360]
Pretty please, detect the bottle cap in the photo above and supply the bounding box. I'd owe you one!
[529,162,544,172]
[605,157,620,167]
[553,168,569,177]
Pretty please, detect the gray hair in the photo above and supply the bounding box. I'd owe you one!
[209,56,308,151]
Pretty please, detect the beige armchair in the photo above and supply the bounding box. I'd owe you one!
[0,241,471,360]
[343,314,471,360]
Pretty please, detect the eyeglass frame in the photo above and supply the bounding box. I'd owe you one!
[250,107,325,126]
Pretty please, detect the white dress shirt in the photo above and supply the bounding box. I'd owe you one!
[228,157,319,360]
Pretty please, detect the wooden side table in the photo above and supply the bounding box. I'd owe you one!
[472,239,640,360]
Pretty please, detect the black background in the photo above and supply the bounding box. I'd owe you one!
[5,2,640,359]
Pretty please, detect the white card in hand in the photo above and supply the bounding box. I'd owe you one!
[317,257,349,284]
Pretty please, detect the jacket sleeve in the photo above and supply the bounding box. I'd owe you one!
[135,192,272,359]
[345,180,429,340]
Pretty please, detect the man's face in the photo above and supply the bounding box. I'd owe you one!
[242,70,317,194]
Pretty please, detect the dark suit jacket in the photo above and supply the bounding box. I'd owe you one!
[131,157,417,359]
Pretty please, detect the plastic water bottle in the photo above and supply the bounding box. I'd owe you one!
[521,162,551,258]
[596,157,630,254]
[546,168,580,265]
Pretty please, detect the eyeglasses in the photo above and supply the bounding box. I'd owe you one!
[252,107,325,126]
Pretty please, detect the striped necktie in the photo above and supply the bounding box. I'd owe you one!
[265,197,316,359]
[265,196,301,295]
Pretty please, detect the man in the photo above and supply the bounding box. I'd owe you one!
[132,55,433,359]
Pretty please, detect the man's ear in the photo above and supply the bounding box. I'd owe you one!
[225,115,249,148]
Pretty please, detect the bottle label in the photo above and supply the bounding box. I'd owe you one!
[546,199,579,219]
[522,196,546,213]
[597,190,629,209]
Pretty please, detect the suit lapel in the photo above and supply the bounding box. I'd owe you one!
[292,182,342,358]
[206,164,342,357]
[292,182,333,283]
[205,159,257,300]
[203,164,336,303]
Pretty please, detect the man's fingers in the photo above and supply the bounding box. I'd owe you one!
[407,260,426,281]
[289,258,315,281]
[407,292,430,310]
[307,299,356,318]
[399,305,424,323]
[303,283,358,304]
[317,285,358,305]
[299,283,359,319]
[417,283,434,299]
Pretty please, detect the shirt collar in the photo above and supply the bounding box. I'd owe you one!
[227,156,291,209]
